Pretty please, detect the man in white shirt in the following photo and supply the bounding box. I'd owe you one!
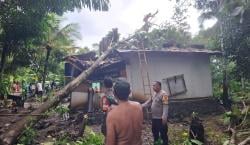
[36,82,43,97]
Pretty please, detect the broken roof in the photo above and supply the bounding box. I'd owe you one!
[117,47,221,55]
[64,47,220,72]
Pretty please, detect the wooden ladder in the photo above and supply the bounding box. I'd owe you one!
[137,49,152,120]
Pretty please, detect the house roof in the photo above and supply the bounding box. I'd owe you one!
[117,47,221,55]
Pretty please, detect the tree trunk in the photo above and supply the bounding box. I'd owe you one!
[42,46,52,89]
[220,21,231,110]
[238,137,250,145]
[0,46,115,145]
[0,43,8,81]
[222,67,231,110]
[241,77,245,90]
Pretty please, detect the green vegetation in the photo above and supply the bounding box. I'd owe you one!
[54,104,70,117]
[18,125,37,145]
[74,127,104,145]
[1,0,249,144]
[50,127,104,145]
[0,0,109,95]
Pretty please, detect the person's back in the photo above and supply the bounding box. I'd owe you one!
[106,101,143,145]
[28,84,32,93]
[37,82,43,92]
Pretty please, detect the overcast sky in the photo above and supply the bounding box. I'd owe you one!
[62,0,216,49]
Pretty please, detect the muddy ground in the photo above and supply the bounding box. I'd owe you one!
[0,105,230,145]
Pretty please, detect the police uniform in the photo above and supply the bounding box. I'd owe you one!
[143,89,169,145]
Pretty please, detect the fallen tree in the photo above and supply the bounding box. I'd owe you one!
[0,30,126,145]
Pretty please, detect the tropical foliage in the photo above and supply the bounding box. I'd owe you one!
[0,0,109,95]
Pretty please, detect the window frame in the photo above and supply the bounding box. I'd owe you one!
[164,74,187,96]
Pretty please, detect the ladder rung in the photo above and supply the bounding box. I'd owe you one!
[138,51,146,54]
[142,85,151,87]
[143,82,151,85]
[143,78,150,81]
[140,61,148,64]
[138,50,151,97]
[139,62,148,65]
[139,57,146,60]
[139,60,147,63]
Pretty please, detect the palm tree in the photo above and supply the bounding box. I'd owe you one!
[194,0,250,108]
[0,0,109,85]
[41,14,81,88]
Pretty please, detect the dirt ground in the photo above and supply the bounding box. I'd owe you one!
[0,107,229,145]
[0,107,33,135]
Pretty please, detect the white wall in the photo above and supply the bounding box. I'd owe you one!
[123,52,213,100]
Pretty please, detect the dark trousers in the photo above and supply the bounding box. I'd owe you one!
[152,119,168,145]
[38,91,43,97]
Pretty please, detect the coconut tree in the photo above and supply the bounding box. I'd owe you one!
[0,0,109,83]
[39,14,81,88]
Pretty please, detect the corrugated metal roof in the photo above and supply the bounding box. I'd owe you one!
[117,47,221,55]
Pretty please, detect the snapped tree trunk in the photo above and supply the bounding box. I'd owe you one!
[0,46,116,145]
[42,46,52,89]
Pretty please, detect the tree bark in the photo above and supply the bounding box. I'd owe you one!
[222,67,231,110]
[42,46,52,89]
[0,43,8,81]
[0,46,115,145]
[220,20,231,110]
[238,137,250,145]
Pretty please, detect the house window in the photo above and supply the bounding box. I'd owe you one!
[164,74,187,96]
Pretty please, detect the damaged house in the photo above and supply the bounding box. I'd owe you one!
[64,47,221,118]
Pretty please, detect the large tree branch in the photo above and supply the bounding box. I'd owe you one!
[238,137,250,145]
[0,34,134,145]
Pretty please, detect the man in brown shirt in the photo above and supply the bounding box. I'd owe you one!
[105,80,143,145]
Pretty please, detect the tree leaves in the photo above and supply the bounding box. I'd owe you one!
[194,0,250,79]
[0,0,109,76]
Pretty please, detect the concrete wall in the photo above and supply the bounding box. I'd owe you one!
[123,52,213,100]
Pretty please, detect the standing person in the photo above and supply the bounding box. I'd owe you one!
[28,83,33,97]
[51,80,56,90]
[100,77,117,136]
[142,81,169,145]
[36,81,43,97]
[105,80,143,145]
[31,83,36,95]
[11,81,17,93]
[28,83,32,93]
[16,81,21,93]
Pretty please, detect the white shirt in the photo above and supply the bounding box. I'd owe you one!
[37,83,43,91]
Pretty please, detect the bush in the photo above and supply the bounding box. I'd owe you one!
[54,104,69,116]
[0,75,11,97]
[74,127,104,145]
[18,125,37,145]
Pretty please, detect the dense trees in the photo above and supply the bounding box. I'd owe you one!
[40,14,81,88]
[0,0,110,144]
[0,0,109,94]
[194,0,250,79]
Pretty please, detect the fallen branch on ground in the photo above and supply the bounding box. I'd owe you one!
[0,114,45,116]
[238,137,250,145]
[0,34,133,145]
